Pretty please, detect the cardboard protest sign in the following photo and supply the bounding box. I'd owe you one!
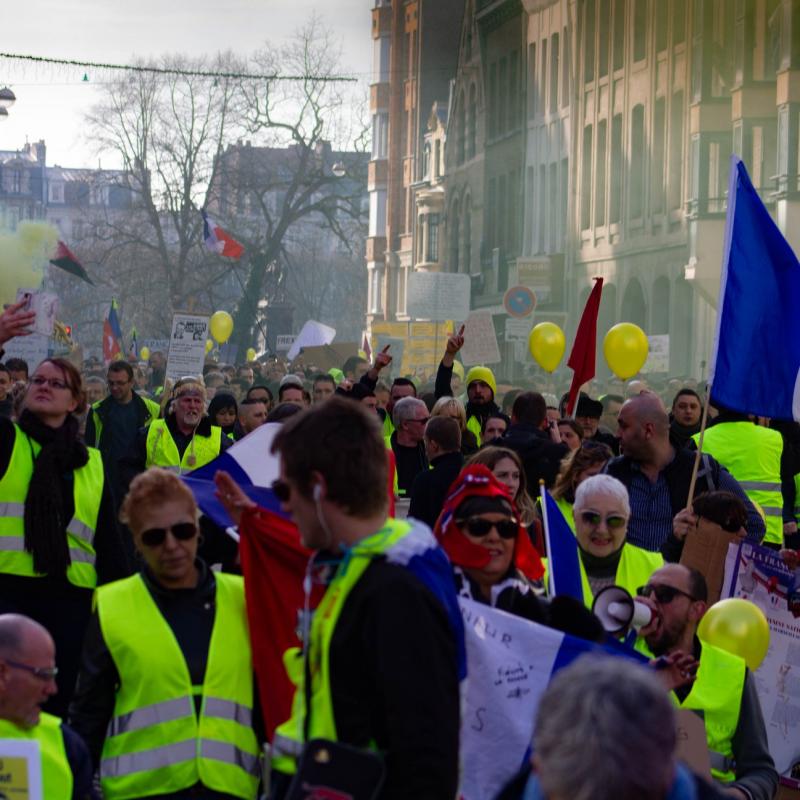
[680,521,743,604]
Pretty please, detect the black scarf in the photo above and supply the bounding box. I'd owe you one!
[18,410,89,576]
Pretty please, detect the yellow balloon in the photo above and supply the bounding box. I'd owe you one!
[209,310,234,344]
[246,347,257,362]
[205,339,214,354]
[603,322,649,380]
[528,322,566,372]
[697,598,770,672]
[139,346,150,362]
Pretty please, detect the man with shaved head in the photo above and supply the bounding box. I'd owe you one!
[0,614,95,798]
[606,392,765,552]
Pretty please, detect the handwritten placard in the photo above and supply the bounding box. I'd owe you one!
[460,312,501,366]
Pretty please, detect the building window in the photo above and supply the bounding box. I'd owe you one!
[541,40,548,118]
[584,0,596,82]
[560,158,569,249]
[668,91,684,210]
[487,178,497,250]
[468,84,477,159]
[634,0,648,62]
[656,0,668,52]
[652,97,666,214]
[450,203,460,270]
[463,205,472,274]
[538,165,546,252]
[548,162,558,250]
[613,0,625,70]
[610,113,623,223]
[528,42,537,118]
[509,49,519,129]
[630,104,645,218]
[561,27,570,107]
[457,97,466,164]
[599,0,610,77]
[510,170,520,254]
[488,63,497,139]
[427,214,440,263]
[549,35,560,114]
[581,124,593,229]
[595,119,607,226]
[499,57,508,135]
[673,0,686,44]
[498,174,507,254]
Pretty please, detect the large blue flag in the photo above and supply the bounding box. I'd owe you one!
[710,155,800,421]
[540,487,584,601]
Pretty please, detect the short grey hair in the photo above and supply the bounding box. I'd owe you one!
[393,396,427,428]
[573,473,630,517]
[534,655,676,800]
[0,614,50,659]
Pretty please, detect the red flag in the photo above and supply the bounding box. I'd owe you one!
[566,277,604,416]
[362,333,372,362]
[103,318,122,364]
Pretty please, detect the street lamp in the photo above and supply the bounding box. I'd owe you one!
[331,161,346,178]
[0,87,16,121]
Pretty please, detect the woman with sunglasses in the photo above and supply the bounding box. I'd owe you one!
[69,469,261,800]
[548,441,614,532]
[0,358,129,718]
[435,465,604,638]
[570,474,664,608]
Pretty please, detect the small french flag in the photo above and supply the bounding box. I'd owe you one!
[201,209,244,259]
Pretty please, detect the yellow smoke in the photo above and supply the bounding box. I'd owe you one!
[0,221,59,304]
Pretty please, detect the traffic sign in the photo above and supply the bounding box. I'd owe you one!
[503,285,537,318]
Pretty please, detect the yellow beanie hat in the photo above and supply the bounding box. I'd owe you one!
[464,365,497,397]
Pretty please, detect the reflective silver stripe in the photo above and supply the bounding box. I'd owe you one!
[200,739,260,776]
[709,750,735,774]
[740,480,781,492]
[0,502,25,517]
[0,537,93,565]
[108,696,194,738]
[739,481,782,492]
[761,507,783,517]
[67,517,95,544]
[271,732,303,757]
[204,697,253,728]
[101,738,197,778]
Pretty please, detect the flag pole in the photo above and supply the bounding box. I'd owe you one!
[539,481,555,597]
[686,381,713,507]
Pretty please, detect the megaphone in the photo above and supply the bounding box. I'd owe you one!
[592,585,652,636]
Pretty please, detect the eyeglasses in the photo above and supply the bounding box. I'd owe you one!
[637,584,697,604]
[459,517,519,540]
[579,511,627,530]
[107,378,131,387]
[140,522,198,548]
[5,659,58,681]
[30,376,69,390]
[272,479,291,503]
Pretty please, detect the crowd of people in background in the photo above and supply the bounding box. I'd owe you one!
[0,297,798,800]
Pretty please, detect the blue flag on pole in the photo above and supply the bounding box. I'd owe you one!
[540,488,584,601]
[710,155,800,421]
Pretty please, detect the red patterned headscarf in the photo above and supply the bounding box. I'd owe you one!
[433,464,544,581]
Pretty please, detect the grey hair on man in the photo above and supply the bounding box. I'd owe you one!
[393,396,428,429]
[573,473,631,518]
[533,655,677,800]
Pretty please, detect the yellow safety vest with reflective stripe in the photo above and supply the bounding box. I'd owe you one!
[537,495,576,533]
[693,422,783,545]
[96,572,259,800]
[0,713,73,798]
[271,518,420,776]
[466,415,482,447]
[145,419,222,474]
[382,412,395,445]
[541,543,662,607]
[0,424,101,589]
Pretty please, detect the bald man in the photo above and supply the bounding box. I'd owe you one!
[606,392,765,552]
[0,614,95,798]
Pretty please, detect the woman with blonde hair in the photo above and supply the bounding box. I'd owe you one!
[549,441,614,531]
[431,396,479,455]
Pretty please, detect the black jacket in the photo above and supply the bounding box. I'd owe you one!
[434,361,500,429]
[408,451,464,528]
[84,392,157,449]
[500,422,569,489]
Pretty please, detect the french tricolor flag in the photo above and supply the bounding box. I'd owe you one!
[201,209,244,259]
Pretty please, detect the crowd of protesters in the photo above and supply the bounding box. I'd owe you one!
[0,297,798,800]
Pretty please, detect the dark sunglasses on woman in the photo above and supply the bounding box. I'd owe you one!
[459,517,518,540]
[140,522,198,548]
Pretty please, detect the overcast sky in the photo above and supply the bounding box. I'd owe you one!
[1,0,372,167]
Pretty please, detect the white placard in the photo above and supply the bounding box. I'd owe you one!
[504,317,532,343]
[275,335,296,353]
[407,272,471,322]
[3,333,50,371]
[15,289,59,337]
[287,320,336,362]
[460,312,501,366]
[0,737,43,799]
[643,334,669,373]
[723,542,800,779]
[165,314,210,382]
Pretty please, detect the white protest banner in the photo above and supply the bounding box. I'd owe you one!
[723,541,800,782]
[275,335,296,353]
[407,272,470,322]
[287,320,336,362]
[165,313,210,383]
[643,334,670,373]
[0,738,43,799]
[504,317,532,343]
[3,333,50,371]
[460,312,501,366]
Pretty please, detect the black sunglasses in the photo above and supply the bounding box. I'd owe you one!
[637,584,697,604]
[459,517,518,540]
[579,511,627,530]
[272,479,291,502]
[140,522,198,548]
